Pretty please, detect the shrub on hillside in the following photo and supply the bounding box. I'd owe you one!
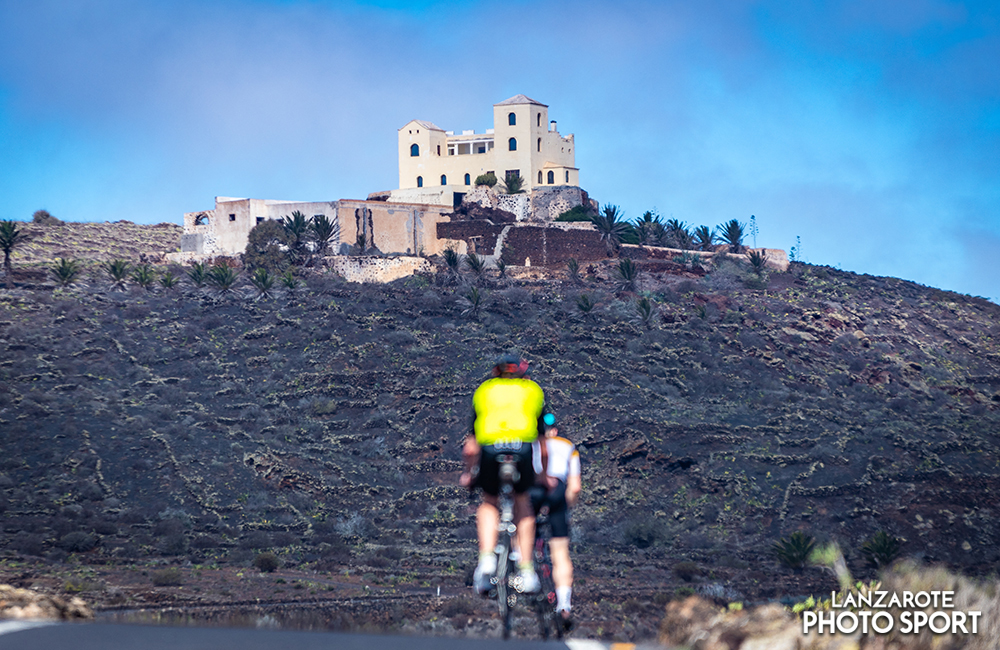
[254,551,280,573]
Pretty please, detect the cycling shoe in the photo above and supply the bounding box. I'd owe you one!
[473,562,495,594]
[516,568,540,593]
[558,609,575,632]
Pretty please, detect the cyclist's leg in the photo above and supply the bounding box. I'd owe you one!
[477,494,500,554]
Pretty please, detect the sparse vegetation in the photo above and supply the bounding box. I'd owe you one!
[104,259,131,291]
[51,258,83,287]
[254,552,280,573]
[861,531,903,568]
[772,532,815,570]
[0,220,29,287]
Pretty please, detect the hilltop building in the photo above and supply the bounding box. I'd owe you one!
[388,94,579,208]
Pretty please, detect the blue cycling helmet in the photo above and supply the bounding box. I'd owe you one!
[543,413,556,427]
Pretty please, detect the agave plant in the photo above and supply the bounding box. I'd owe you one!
[206,264,240,294]
[104,259,131,291]
[187,261,208,288]
[719,219,746,253]
[616,258,640,292]
[861,531,903,569]
[746,249,768,276]
[772,531,816,570]
[51,258,82,287]
[590,204,629,255]
[465,252,486,279]
[249,267,275,300]
[131,263,156,290]
[159,270,179,290]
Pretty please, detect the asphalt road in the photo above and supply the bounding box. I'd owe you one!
[0,621,646,650]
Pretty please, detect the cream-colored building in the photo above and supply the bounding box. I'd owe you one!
[393,95,578,206]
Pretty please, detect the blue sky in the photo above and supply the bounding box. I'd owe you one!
[1,0,997,301]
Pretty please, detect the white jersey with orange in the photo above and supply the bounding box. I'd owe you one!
[533,436,581,483]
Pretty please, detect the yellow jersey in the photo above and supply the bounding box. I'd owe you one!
[472,377,545,445]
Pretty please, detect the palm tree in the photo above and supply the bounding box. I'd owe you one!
[746,249,768,276]
[664,219,692,250]
[693,225,716,251]
[159,270,179,290]
[617,258,641,292]
[282,210,311,259]
[465,252,486,281]
[443,247,461,278]
[311,214,340,256]
[0,220,29,288]
[590,204,629,255]
[719,219,746,253]
[459,286,482,318]
[51,258,82,287]
[635,297,656,329]
[576,294,596,318]
[566,258,580,283]
[131,263,157,290]
[495,258,508,283]
[502,173,526,194]
[206,264,240,294]
[634,211,661,246]
[104,259,131,291]
[280,269,298,292]
[250,267,275,300]
[187,261,208,287]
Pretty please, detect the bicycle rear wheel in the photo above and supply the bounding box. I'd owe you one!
[495,536,512,639]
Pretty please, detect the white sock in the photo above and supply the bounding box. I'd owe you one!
[478,553,496,572]
[556,586,572,611]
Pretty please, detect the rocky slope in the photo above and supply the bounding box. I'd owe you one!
[1,221,999,642]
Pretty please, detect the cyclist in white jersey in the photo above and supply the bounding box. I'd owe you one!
[529,414,581,627]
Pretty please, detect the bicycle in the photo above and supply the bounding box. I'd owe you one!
[529,510,565,640]
[488,453,525,640]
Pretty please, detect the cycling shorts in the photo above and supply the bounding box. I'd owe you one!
[476,442,535,496]
[529,479,570,538]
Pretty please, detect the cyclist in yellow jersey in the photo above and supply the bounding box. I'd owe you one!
[460,354,552,595]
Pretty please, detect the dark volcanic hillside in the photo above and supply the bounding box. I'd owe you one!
[2,236,1000,640]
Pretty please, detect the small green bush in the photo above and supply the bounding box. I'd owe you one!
[254,551,280,573]
[151,567,183,586]
[555,205,595,222]
[672,561,702,582]
[772,531,815,570]
[861,531,903,568]
[474,172,497,187]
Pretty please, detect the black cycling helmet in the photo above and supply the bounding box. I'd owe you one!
[494,353,529,378]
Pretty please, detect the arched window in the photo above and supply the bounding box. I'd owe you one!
[537,114,541,127]
[508,137,517,151]
[565,171,569,183]
[548,170,555,184]
[417,176,423,187]
[537,138,541,152]
[441,175,447,185]
[410,144,419,157]
[508,112,516,126]
[464,173,471,185]
[538,171,543,184]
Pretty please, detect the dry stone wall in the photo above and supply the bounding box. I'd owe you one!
[326,256,433,283]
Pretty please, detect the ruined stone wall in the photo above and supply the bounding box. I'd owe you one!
[496,194,530,221]
[326,256,434,283]
[337,199,454,257]
[436,222,507,256]
[529,185,585,221]
[497,223,604,266]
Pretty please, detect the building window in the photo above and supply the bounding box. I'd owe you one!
[537,114,541,127]
[229,213,236,222]
[508,112,516,126]
[441,175,447,185]
[548,170,555,184]
[508,137,517,151]
[537,137,541,152]
[565,171,570,183]
[437,145,441,156]
[505,170,520,181]
[538,171,543,183]
[464,173,471,185]
[194,213,208,226]
[256,217,264,224]
[417,176,423,187]
[410,144,419,157]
